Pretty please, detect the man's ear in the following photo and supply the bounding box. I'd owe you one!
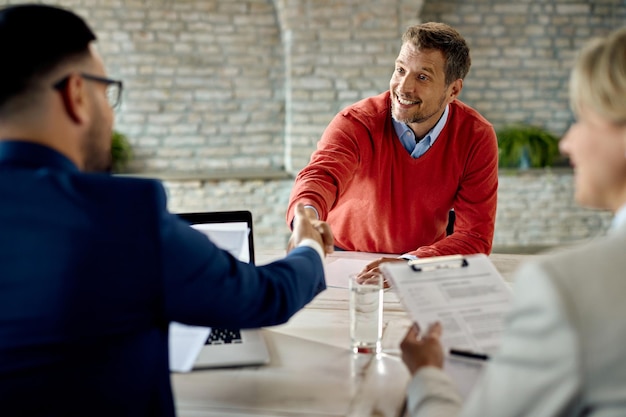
[57,74,90,125]
[447,79,463,101]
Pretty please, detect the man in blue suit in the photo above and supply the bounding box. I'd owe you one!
[0,4,333,416]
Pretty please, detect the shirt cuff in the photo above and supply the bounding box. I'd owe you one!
[303,205,320,220]
[406,366,462,416]
[297,238,325,260]
[399,253,418,261]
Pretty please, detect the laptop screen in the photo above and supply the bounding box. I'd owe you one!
[176,211,255,264]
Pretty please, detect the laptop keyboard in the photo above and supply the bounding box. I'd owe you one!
[205,328,243,345]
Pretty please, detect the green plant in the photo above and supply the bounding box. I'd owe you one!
[111,130,132,173]
[496,124,560,169]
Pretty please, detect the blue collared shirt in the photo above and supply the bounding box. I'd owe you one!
[393,105,449,158]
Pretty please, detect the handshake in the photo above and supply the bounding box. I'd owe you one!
[287,203,334,257]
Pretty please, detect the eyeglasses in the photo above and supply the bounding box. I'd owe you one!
[53,73,124,109]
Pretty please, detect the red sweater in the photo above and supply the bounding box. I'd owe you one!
[287,91,498,257]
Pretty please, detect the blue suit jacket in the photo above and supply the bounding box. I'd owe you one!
[0,141,326,416]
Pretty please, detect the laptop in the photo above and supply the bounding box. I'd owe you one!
[169,210,271,371]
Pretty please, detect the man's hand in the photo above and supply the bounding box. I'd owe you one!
[358,257,406,288]
[287,203,334,256]
[400,322,445,376]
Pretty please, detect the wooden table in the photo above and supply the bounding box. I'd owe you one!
[172,251,528,417]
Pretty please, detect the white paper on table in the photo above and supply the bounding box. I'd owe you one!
[168,322,211,373]
[323,258,370,288]
[323,252,398,288]
[191,222,250,263]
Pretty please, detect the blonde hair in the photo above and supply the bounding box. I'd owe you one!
[570,27,626,125]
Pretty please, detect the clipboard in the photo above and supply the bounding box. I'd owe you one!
[380,254,513,356]
[382,254,514,398]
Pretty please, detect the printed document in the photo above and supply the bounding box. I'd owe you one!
[381,254,513,355]
[382,254,513,397]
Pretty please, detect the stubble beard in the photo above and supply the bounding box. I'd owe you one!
[82,110,113,173]
[391,90,448,125]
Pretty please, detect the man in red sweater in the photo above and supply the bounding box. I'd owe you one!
[286,22,498,265]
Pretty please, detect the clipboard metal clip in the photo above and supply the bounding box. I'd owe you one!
[408,255,468,272]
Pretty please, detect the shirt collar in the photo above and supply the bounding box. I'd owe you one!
[426,104,449,145]
[392,118,412,141]
[0,140,79,173]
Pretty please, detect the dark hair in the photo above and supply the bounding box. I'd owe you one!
[0,4,96,110]
[401,22,471,85]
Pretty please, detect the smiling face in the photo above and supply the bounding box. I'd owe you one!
[389,43,462,138]
[561,28,626,213]
[559,107,626,212]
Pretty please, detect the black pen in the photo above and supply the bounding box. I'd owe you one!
[449,348,490,361]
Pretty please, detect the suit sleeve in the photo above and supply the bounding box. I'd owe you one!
[157,208,326,328]
[460,261,581,416]
[405,367,463,417]
[405,261,581,417]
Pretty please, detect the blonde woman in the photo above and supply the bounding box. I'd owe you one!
[400,27,626,417]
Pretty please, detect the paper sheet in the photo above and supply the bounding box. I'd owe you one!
[324,258,370,288]
[381,254,513,355]
[323,252,398,288]
[168,322,211,372]
[191,222,250,263]
[381,254,509,397]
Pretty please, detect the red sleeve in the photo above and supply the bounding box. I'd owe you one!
[286,109,371,227]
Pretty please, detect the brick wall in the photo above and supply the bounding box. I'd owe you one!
[4,0,622,250]
[8,0,622,172]
[495,171,612,250]
[420,0,626,137]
